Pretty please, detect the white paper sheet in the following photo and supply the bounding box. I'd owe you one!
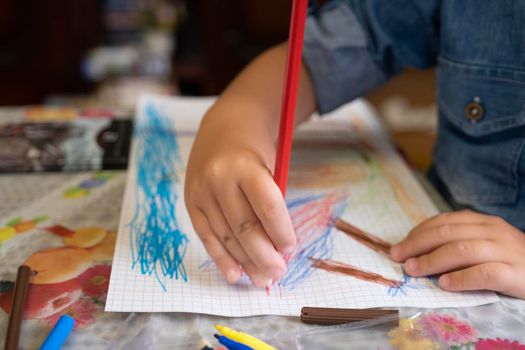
[106,95,499,316]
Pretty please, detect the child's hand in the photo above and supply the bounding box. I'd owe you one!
[185,108,296,288]
[390,210,525,298]
[184,43,315,288]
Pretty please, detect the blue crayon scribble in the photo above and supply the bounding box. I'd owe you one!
[129,103,189,291]
[387,273,439,296]
[387,274,410,296]
[278,192,348,290]
[278,224,333,289]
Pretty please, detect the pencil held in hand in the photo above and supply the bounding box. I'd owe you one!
[274,0,309,196]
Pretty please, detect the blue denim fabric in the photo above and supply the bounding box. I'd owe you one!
[303,0,525,230]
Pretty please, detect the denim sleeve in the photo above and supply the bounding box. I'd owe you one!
[303,0,440,113]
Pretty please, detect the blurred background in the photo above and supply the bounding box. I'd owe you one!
[0,0,436,170]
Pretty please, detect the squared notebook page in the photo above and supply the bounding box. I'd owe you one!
[106,95,499,316]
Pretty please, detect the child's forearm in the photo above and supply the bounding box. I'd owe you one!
[203,42,317,141]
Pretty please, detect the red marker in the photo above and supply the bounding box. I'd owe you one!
[273,0,309,197]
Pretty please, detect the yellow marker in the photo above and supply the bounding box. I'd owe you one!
[215,325,276,350]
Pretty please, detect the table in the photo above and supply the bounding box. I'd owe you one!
[4,101,525,350]
[1,170,525,350]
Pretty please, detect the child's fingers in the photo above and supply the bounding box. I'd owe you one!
[240,175,296,253]
[403,239,502,277]
[201,200,271,287]
[216,186,287,284]
[390,223,490,262]
[408,210,491,233]
[438,262,516,295]
[187,206,241,283]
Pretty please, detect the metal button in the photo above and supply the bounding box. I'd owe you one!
[464,97,484,122]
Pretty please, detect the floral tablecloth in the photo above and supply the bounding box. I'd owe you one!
[0,171,524,350]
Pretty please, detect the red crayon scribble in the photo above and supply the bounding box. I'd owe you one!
[285,192,346,264]
[334,219,392,256]
[310,257,403,288]
[277,191,349,290]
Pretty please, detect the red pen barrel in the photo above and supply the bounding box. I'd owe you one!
[273,0,309,197]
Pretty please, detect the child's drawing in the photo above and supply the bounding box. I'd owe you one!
[106,96,498,316]
[310,257,403,288]
[279,192,348,290]
[129,103,189,291]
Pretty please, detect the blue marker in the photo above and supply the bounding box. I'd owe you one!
[214,334,253,350]
[40,315,75,350]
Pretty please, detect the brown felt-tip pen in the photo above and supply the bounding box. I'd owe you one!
[301,306,399,325]
[4,265,32,350]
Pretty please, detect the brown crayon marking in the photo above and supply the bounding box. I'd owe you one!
[334,218,391,256]
[310,257,403,288]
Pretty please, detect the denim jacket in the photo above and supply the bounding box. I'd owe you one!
[302,0,525,230]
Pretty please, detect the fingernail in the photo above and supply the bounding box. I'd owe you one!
[225,269,239,283]
[440,275,450,288]
[405,259,417,272]
[270,268,284,282]
[266,278,273,288]
[249,276,265,288]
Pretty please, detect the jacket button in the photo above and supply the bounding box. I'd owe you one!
[464,97,484,122]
